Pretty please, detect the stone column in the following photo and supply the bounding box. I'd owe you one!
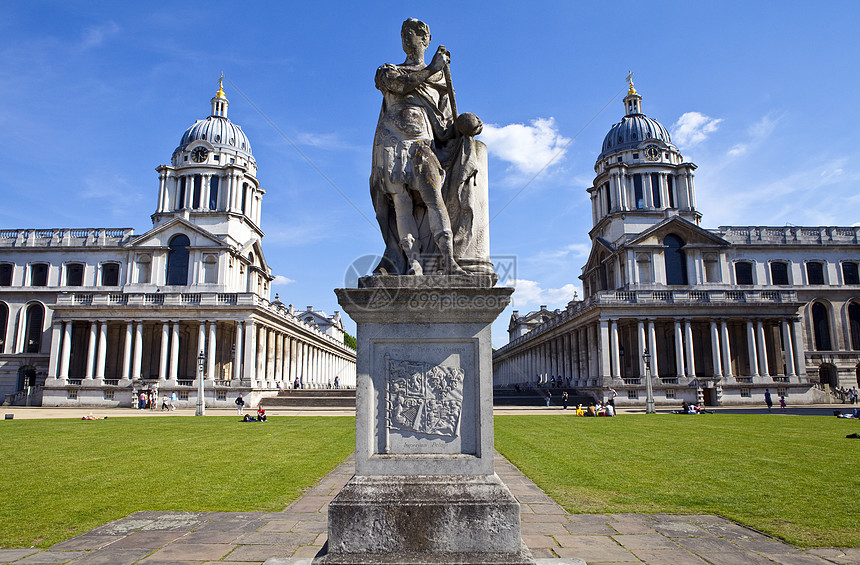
[256,326,266,387]
[207,322,217,380]
[96,321,108,380]
[609,320,620,380]
[132,322,144,380]
[563,332,572,382]
[274,333,284,383]
[684,321,696,378]
[756,320,769,377]
[48,321,63,379]
[782,319,796,378]
[117,322,131,381]
[85,322,97,379]
[170,322,180,381]
[266,328,276,386]
[244,321,257,386]
[746,321,759,378]
[647,320,658,377]
[674,320,685,379]
[60,321,73,379]
[792,318,807,377]
[637,320,646,377]
[233,322,244,381]
[710,321,723,379]
[159,323,170,381]
[720,320,733,378]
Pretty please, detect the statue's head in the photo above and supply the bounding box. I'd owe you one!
[401,18,430,55]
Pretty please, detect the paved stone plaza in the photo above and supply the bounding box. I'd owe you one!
[1,449,856,565]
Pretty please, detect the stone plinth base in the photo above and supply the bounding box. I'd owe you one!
[317,474,533,564]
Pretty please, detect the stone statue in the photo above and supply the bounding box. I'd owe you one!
[370,18,494,278]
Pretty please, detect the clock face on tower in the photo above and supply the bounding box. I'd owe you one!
[644,145,660,161]
[190,146,209,163]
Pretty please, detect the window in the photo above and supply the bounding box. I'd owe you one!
[637,253,652,284]
[665,389,676,399]
[770,262,789,285]
[778,387,787,398]
[604,182,611,214]
[67,390,78,400]
[740,388,751,398]
[667,176,675,208]
[192,175,202,208]
[216,391,227,401]
[178,391,189,400]
[806,262,825,285]
[24,304,44,353]
[651,173,661,208]
[101,263,120,286]
[0,264,12,286]
[633,152,639,159]
[633,174,644,209]
[66,263,84,286]
[166,234,191,285]
[735,262,754,285]
[30,263,48,286]
[664,234,688,285]
[177,177,186,209]
[209,176,219,210]
[843,262,860,285]
[241,183,248,213]
[812,302,832,350]
[136,255,151,284]
[627,390,639,399]
[103,390,114,401]
[848,302,860,350]
[703,253,720,283]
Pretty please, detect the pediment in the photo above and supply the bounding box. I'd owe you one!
[625,216,729,248]
[583,237,616,271]
[126,218,228,249]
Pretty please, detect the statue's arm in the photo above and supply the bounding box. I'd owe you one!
[375,46,449,95]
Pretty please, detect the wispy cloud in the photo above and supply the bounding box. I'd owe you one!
[295,131,360,151]
[511,279,579,310]
[480,117,570,175]
[81,172,146,216]
[670,112,722,148]
[726,114,779,157]
[272,275,295,285]
[81,21,121,49]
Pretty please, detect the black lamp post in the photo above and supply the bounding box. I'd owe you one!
[196,350,206,416]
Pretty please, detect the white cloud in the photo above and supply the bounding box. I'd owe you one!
[670,112,722,148]
[81,22,120,49]
[726,114,778,158]
[479,117,570,175]
[272,275,295,285]
[510,279,579,310]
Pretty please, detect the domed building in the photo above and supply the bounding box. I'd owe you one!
[0,79,355,408]
[494,79,860,407]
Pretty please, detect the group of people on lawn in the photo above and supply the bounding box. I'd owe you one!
[235,394,267,422]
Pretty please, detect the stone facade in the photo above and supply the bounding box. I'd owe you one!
[0,83,355,408]
[493,83,860,406]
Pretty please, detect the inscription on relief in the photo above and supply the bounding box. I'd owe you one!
[384,353,465,449]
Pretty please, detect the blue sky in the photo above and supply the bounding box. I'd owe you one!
[2,1,859,347]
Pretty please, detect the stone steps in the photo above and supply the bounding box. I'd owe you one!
[264,389,356,407]
[493,388,595,407]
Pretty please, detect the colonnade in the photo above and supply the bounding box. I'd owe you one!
[47,317,356,389]
[592,169,697,224]
[494,315,807,389]
[155,169,262,226]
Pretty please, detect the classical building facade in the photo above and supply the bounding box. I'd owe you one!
[1,82,356,407]
[494,83,860,406]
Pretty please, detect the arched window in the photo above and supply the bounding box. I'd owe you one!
[664,234,688,285]
[811,302,832,351]
[167,234,191,285]
[633,174,644,209]
[65,263,84,286]
[849,302,860,350]
[770,262,789,285]
[636,253,652,284]
[0,302,7,352]
[101,263,120,286]
[192,175,202,208]
[17,365,36,390]
[818,363,838,389]
[136,254,151,284]
[735,262,754,285]
[209,176,219,210]
[24,303,44,353]
[806,261,825,285]
[30,263,48,286]
[177,177,186,210]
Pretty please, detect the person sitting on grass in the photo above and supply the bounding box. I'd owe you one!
[257,406,267,422]
[575,404,585,416]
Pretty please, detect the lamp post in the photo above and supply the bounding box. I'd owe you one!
[642,347,655,414]
[196,350,206,416]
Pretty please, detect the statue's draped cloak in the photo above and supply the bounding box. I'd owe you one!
[370,63,481,275]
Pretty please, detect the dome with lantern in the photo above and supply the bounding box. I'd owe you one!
[598,80,676,160]
[174,77,254,161]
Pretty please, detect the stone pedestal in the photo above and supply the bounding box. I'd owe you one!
[318,276,530,564]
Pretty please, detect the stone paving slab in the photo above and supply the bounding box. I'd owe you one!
[1,452,856,565]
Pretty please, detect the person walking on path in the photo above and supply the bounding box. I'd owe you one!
[562,391,569,410]
[764,389,773,411]
[780,396,787,411]
[235,394,245,416]
[546,391,552,407]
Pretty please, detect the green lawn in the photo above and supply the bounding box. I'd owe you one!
[496,414,860,548]
[0,416,355,548]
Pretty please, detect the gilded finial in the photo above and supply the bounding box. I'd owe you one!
[216,72,225,98]
[626,70,637,96]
